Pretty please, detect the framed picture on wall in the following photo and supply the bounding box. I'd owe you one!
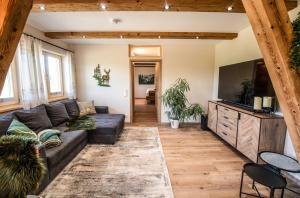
[139,74,155,85]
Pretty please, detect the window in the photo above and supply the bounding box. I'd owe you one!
[0,62,19,106]
[43,52,64,98]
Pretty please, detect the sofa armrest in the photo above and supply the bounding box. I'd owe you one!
[35,144,47,163]
[95,106,109,114]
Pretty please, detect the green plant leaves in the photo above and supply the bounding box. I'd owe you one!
[162,78,204,121]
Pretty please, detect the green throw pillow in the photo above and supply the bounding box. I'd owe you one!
[38,129,62,149]
[7,119,39,141]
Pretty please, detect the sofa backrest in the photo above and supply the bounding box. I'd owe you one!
[0,99,79,137]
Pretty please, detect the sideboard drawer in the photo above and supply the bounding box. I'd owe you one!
[217,122,237,147]
[218,111,238,128]
[218,106,239,119]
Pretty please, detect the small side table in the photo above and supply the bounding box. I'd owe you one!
[240,163,286,198]
[259,151,300,195]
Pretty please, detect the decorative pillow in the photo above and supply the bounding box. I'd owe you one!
[78,101,96,116]
[38,129,62,149]
[7,119,39,141]
[14,105,53,133]
[45,103,70,126]
[0,113,13,137]
[61,99,80,120]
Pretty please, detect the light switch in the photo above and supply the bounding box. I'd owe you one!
[123,89,128,97]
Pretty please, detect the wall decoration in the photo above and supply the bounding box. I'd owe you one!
[139,74,155,85]
[93,64,111,87]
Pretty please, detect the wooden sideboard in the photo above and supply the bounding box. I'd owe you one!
[207,101,287,162]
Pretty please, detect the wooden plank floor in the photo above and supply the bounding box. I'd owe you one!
[129,101,299,198]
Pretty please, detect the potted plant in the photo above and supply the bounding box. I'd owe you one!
[162,78,204,128]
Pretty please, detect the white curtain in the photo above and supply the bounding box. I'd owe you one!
[16,35,48,109]
[63,52,76,99]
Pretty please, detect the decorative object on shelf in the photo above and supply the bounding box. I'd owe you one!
[263,96,273,113]
[139,74,155,85]
[93,64,111,87]
[162,78,204,129]
[253,96,262,111]
[290,12,300,74]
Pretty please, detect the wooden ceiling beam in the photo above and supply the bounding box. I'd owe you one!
[45,32,238,40]
[242,0,300,160]
[32,0,297,13]
[0,0,33,93]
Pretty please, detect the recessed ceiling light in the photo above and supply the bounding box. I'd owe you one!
[120,35,123,39]
[101,4,107,10]
[158,35,161,39]
[82,35,86,39]
[227,6,233,11]
[164,4,170,10]
[39,4,46,11]
[196,36,199,39]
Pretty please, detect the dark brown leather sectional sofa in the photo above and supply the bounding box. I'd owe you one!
[0,99,125,194]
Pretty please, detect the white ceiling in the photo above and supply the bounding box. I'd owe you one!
[27,12,250,44]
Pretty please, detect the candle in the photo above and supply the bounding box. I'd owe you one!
[254,97,262,110]
[263,97,272,108]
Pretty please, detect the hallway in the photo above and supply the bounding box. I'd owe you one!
[133,99,158,126]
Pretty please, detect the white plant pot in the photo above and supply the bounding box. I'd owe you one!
[170,119,180,129]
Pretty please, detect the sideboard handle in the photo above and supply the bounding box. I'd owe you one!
[222,132,228,136]
[223,124,229,128]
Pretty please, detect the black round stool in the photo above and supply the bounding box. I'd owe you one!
[240,163,287,198]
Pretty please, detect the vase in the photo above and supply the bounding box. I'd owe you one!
[170,119,180,129]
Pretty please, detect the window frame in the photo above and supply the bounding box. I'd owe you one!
[0,60,20,107]
[43,51,65,99]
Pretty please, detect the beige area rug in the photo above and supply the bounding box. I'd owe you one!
[40,127,174,198]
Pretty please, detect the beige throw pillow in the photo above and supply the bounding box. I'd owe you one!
[78,101,96,116]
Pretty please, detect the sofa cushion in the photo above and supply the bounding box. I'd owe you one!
[14,105,52,133]
[77,101,96,116]
[45,103,70,126]
[61,99,80,120]
[0,113,13,137]
[45,130,87,168]
[7,119,39,141]
[89,114,125,122]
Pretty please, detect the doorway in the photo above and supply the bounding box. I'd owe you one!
[130,60,162,124]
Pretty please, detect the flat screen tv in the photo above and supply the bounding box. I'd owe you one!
[218,59,276,110]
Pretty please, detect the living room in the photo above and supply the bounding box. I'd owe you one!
[0,0,300,197]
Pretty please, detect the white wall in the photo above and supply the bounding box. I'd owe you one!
[74,45,131,122]
[24,24,72,54]
[161,43,215,122]
[134,67,155,98]
[74,41,216,123]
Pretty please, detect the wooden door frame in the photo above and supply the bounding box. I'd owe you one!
[129,58,162,124]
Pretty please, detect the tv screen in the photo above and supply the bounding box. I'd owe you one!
[218,59,276,109]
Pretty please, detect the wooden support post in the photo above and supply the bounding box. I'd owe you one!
[242,0,300,160]
[0,0,33,93]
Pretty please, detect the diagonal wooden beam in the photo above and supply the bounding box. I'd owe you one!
[242,0,300,160]
[0,0,33,93]
[32,0,297,13]
[45,32,238,40]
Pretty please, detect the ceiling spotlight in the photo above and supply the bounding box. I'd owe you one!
[120,35,123,39]
[164,4,170,10]
[158,35,161,39]
[82,35,86,39]
[227,6,233,11]
[39,4,46,11]
[101,4,107,10]
[196,36,199,39]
